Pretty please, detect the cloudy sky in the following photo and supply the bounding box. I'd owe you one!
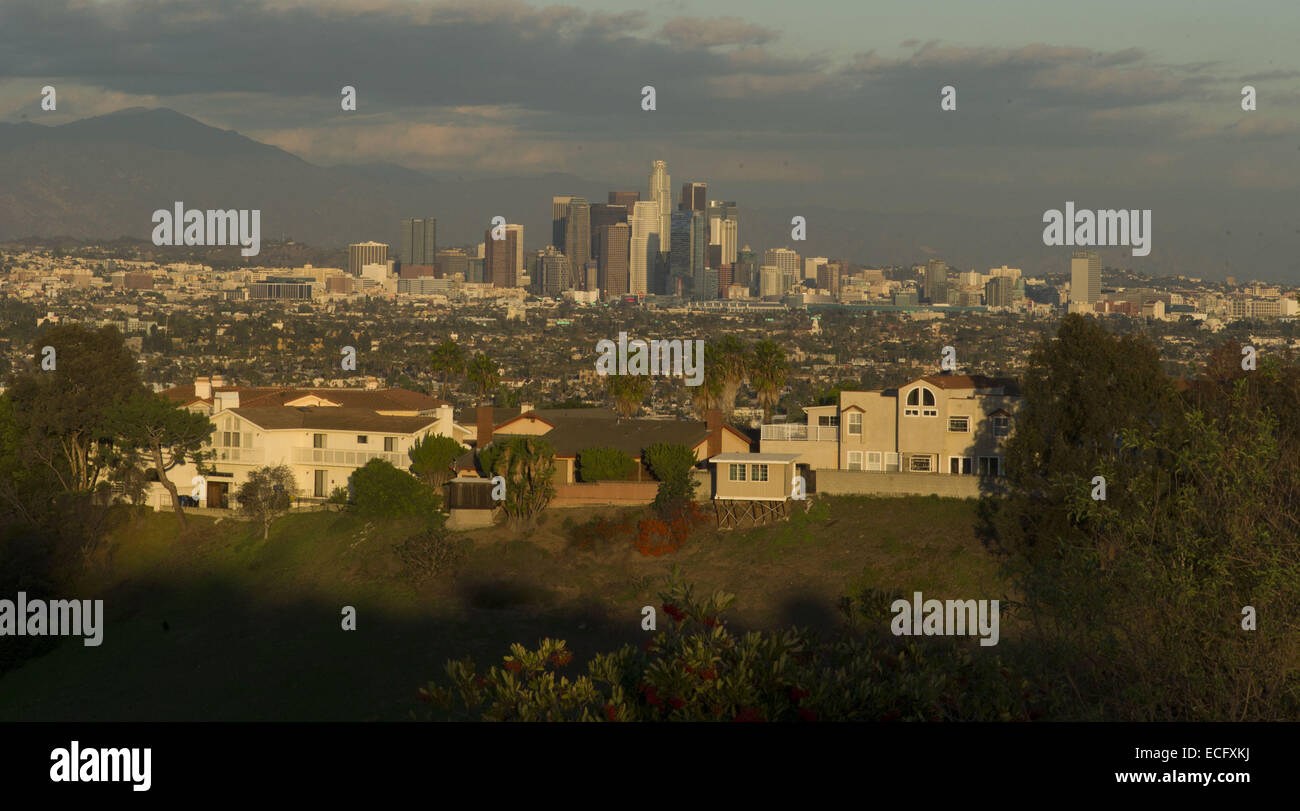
[1,0,1298,278]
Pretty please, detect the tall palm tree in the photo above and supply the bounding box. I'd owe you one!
[606,372,650,418]
[713,335,751,418]
[430,339,465,398]
[690,342,726,420]
[466,354,500,404]
[749,339,789,422]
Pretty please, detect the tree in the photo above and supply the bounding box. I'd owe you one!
[107,391,214,527]
[479,436,556,525]
[350,459,444,524]
[577,447,636,482]
[407,433,464,489]
[605,372,649,418]
[689,342,725,420]
[642,442,698,514]
[235,465,296,539]
[466,354,500,404]
[430,340,465,398]
[748,339,788,422]
[712,335,751,417]
[5,325,142,493]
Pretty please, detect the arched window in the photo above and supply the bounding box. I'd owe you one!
[905,386,937,417]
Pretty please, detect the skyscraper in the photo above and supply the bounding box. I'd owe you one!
[552,195,574,253]
[985,276,1014,307]
[1070,250,1101,305]
[629,200,660,297]
[348,241,388,277]
[399,218,436,266]
[670,210,706,298]
[764,248,801,281]
[484,225,520,288]
[708,201,738,266]
[588,203,628,266]
[538,246,571,297]
[564,197,591,278]
[925,259,949,304]
[649,161,672,248]
[506,224,525,282]
[680,182,706,212]
[598,222,630,299]
[609,191,640,209]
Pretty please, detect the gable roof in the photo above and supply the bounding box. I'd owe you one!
[917,375,1021,396]
[162,384,447,412]
[229,406,442,433]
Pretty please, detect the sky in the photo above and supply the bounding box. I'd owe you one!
[0,0,1298,278]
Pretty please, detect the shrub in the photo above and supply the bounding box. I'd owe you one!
[642,442,698,514]
[577,447,636,482]
[395,526,466,581]
[350,459,444,525]
[478,436,556,525]
[408,433,465,489]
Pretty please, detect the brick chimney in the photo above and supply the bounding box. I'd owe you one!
[476,405,494,447]
[706,409,722,458]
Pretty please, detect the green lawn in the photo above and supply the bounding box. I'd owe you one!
[0,496,1007,720]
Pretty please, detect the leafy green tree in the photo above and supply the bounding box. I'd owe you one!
[407,432,465,489]
[350,459,444,524]
[106,391,214,527]
[479,436,556,525]
[577,447,636,482]
[466,354,500,404]
[748,339,788,422]
[430,340,465,398]
[643,442,698,514]
[235,464,297,539]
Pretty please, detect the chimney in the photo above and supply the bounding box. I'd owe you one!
[520,402,534,415]
[211,374,227,389]
[194,376,212,401]
[706,409,722,458]
[214,390,240,413]
[436,403,454,432]
[476,405,494,447]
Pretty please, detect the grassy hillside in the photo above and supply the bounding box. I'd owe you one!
[0,496,1006,721]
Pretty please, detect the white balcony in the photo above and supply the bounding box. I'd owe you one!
[760,424,839,442]
[211,446,264,463]
[291,447,407,468]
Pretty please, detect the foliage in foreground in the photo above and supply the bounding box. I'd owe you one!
[420,575,1040,722]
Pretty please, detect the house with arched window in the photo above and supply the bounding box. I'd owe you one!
[759,373,1019,479]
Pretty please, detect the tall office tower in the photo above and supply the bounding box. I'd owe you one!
[399,218,436,266]
[552,195,574,253]
[583,261,599,293]
[599,222,631,299]
[985,276,1014,307]
[717,264,733,295]
[707,244,723,270]
[1070,250,1101,304]
[609,190,640,209]
[628,201,660,297]
[538,246,572,297]
[670,210,706,298]
[817,263,841,297]
[506,224,525,281]
[925,259,949,304]
[564,197,591,276]
[436,249,469,280]
[649,161,672,243]
[736,246,758,294]
[679,182,707,212]
[707,201,738,265]
[764,248,800,282]
[484,225,520,288]
[588,203,628,266]
[348,241,389,276]
[804,256,828,281]
[759,265,784,298]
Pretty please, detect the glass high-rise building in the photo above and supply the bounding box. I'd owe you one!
[649,161,672,249]
[670,210,706,299]
[563,198,591,277]
[399,218,436,266]
[629,201,659,297]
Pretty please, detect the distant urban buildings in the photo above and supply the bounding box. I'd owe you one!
[348,241,388,277]
[399,218,436,267]
[1070,250,1101,307]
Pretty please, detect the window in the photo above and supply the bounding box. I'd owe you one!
[220,431,240,447]
[949,457,973,475]
[978,457,1002,477]
[314,470,328,498]
[948,416,970,433]
[866,451,883,471]
[751,464,769,482]
[847,412,862,435]
[817,415,839,427]
[885,452,900,472]
[908,455,933,473]
[357,435,368,445]
[992,415,1010,437]
[313,433,326,449]
[847,451,863,470]
[729,463,747,482]
[905,386,937,416]
[384,437,397,452]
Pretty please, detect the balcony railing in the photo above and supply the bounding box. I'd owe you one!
[291,447,407,467]
[211,446,264,463]
[760,424,840,442]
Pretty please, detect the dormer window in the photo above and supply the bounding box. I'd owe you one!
[904,386,938,417]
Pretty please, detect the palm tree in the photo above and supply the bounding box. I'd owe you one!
[690,342,725,420]
[430,339,465,398]
[749,339,789,422]
[606,372,650,418]
[466,354,500,404]
[712,335,751,418]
